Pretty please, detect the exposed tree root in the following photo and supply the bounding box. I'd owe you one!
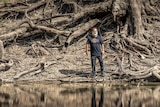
[65,19,100,46]
[0,0,160,82]
[14,61,56,80]
[0,59,13,71]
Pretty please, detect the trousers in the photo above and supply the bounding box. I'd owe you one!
[91,55,104,75]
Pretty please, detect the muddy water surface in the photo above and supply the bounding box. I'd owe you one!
[0,82,159,107]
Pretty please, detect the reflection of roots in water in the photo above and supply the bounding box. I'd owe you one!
[0,84,159,107]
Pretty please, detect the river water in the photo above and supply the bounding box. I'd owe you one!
[0,82,159,107]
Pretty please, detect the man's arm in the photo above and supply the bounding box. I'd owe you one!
[101,44,105,56]
[86,44,89,56]
[99,35,104,56]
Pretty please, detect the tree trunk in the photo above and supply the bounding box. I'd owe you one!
[129,0,144,38]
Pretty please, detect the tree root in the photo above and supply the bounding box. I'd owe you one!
[26,42,50,57]
[0,0,160,82]
[0,27,28,42]
[151,64,160,80]
[14,61,56,80]
[0,59,13,72]
[65,19,100,46]
[126,64,160,80]
[27,20,71,36]
[121,34,151,55]
[0,40,4,59]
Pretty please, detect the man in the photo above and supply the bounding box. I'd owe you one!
[86,27,105,78]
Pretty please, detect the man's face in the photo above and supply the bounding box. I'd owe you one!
[92,28,98,37]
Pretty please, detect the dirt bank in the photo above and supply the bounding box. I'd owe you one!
[0,0,160,83]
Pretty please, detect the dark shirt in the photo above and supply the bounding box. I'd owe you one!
[87,34,104,56]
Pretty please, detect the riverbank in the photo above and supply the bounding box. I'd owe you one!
[0,42,108,83]
[0,41,160,83]
[0,0,160,83]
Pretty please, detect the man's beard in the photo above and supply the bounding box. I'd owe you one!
[92,32,98,37]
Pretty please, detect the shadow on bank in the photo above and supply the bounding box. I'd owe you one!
[59,69,90,78]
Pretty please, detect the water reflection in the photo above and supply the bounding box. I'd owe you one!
[0,83,159,107]
[91,87,104,107]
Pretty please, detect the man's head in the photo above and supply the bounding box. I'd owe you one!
[91,27,98,37]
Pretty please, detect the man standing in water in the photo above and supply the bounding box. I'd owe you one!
[86,27,105,78]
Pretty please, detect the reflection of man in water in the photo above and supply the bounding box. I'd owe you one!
[91,87,104,107]
[86,27,105,78]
